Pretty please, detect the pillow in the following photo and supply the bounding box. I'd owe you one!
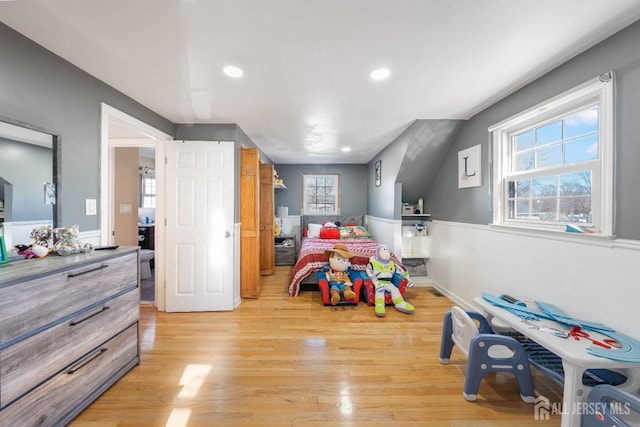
[307,223,322,238]
[339,225,372,238]
[319,227,340,239]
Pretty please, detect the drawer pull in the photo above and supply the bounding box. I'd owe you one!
[67,263,108,278]
[67,348,108,374]
[69,306,110,326]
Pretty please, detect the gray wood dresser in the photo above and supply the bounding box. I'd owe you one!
[0,246,140,426]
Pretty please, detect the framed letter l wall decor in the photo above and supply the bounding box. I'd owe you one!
[458,144,481,188]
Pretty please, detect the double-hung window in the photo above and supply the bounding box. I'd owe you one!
[302,174,340,214]
[140,174,156,208]
[490,73,614,236]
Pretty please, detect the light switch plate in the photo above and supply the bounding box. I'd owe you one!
[85,199,97,216]
[119,203,132,214]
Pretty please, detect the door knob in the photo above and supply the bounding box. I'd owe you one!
[224,231,231,238]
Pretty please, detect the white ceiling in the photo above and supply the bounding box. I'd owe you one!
[2,0,640,164]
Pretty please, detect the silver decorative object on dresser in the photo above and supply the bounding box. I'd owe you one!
[0,246,140,426]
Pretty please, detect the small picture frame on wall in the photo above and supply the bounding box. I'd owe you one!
[375,160,381,187]
[0,236,8,265]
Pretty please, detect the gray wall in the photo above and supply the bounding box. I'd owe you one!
[4,17,639,239]
[0,23,174,230]
[367,125,410,220]
[425,19,640,240]
[367,119,463,220]
[274,164,368,217]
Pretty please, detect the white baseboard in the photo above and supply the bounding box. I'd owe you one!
[410,275,433,285]
[429,279,476,312]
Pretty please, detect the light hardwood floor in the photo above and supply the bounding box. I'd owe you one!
[71,266,564,426]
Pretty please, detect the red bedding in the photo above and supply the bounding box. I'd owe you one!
[288,237,402,296]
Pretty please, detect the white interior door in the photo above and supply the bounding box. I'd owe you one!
[165,140,235,312]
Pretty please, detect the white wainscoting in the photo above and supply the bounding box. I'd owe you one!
[366,215,401,258]
[1,220,53,249]
[78,229,101,246]
[2,223,120,254]
[428,220,640,338]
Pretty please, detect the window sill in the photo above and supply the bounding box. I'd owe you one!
[489,222,618,247]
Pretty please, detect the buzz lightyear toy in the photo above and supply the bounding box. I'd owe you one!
[366,244,415,317]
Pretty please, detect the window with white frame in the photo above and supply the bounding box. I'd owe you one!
[302,174,340,214]
[489,73,614,236]
[140,175,156,208]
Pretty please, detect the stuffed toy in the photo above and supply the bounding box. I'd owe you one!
[366,243,415,317]
[15,243,49,259]
[274,218,281,236]
[30,225,54,248]
[319,221,340,239]
[52,225,93,256]
[323,243,357,305]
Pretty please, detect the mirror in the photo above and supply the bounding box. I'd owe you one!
[0,117,59,247]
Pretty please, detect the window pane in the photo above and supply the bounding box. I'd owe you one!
[532,176,556,197]
[143,196,155,208]
[560,197,591,222]
[565,106,598,139]
[565,135,598,164]
[536,144,563,168]
[515,179,530,197]
[536,121,562,146]
[514,200,530,218]
[560,171,592,196]
[533,198,558,221]
[515,151,535,171]
[515,130,535,151]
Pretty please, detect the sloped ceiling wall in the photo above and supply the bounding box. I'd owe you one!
[396,120,464,204]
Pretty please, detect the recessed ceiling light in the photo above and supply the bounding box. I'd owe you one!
[223,65,243,78]
[370,68,390,81]
[342,147,351,152]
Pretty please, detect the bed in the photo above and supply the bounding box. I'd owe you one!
[287,214,403,296]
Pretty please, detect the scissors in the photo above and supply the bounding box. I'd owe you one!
[570,326,622,349]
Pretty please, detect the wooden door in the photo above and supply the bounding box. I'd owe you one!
[259,163,275,275]
[165,140,235,311]
[240,148,260,298]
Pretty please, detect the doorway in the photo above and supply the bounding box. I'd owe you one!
[112,146,157,303]
[100,103,172,309]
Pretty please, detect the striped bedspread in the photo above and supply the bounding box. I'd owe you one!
[287,237,402,296]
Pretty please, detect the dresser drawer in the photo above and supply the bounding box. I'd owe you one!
[275,245,296,265]
[0,252,137,345]
[0,288,139,408]
[0,324,139,427]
